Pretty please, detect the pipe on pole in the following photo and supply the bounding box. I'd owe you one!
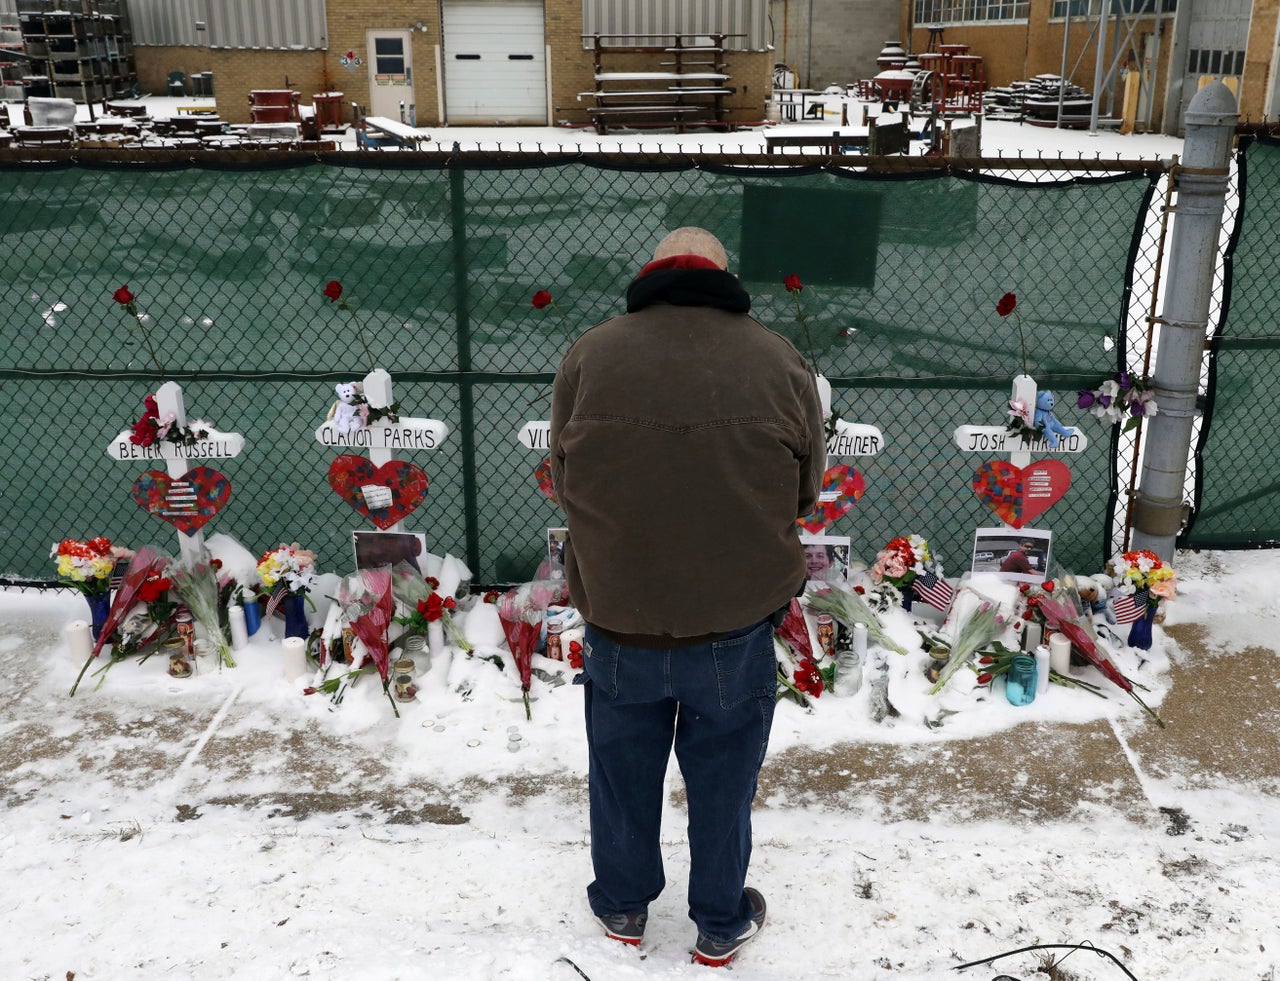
[1129,81,1238,562]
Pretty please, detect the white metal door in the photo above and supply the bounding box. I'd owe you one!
[367,29,414,121]
[442,0,546,124]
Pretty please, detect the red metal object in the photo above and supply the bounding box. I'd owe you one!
[248,89,300,124]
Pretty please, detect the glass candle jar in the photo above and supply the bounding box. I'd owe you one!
[1004,654,1038,706]
[164,636,192,678]
[393,672,418,702]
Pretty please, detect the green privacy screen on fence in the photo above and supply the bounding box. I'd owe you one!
[0,154,1154,583]
[1185,136,1280,549]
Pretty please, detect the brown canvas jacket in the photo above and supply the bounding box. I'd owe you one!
[550,292,825,646]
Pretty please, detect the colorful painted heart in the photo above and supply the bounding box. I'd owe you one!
[534,456,558,505]
[797,465,866,534]
[327,454,429,530]
[131,466,231,536]
[972,460,1072,529]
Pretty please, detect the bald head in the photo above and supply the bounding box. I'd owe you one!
[652,227,729,271]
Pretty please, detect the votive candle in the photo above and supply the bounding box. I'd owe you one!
[1048,632,1072,676]
[66,620,93,661]
[282,636,308,681]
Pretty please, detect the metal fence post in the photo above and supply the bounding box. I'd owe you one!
[1129,81,1237,561]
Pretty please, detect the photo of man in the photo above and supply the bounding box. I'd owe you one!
[971,528,1051,584]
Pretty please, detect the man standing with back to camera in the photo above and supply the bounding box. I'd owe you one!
[551,227,825,967]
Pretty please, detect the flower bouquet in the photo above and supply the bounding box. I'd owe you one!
[1035,594,1165,727]
[497,579,569,720]
[391,564,473,655]
[927,595,1004,695]
[1078,372,1158,431]
[68,545,167,696]
[170,553,236,669]
[258,543,318,639]
[806,582,908,657]
[126,392,211,449]
[338,567,398,717]
[870,535,939,611]
[51,536,120,598]
[774,598,824,706]
[1109,549,1176,650]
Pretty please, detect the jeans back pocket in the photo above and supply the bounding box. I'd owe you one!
[711,620,776,710]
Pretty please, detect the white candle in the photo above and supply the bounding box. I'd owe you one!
[1023,621,1042,653]
[282,636,308,681]
[227,604,249,650]
[66,620,93,661]
[1048,632,1072,676]
[1034,644,1051,695]
[852,622,868,659]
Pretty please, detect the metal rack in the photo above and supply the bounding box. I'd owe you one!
[15,0,137,106]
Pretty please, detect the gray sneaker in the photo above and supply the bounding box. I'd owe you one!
[596,910,647,946]
[691,888,767,967]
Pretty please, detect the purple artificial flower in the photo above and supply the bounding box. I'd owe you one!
[1117,370,1133,391]
[1131,400,1146,416]
[1099,394,1112,408]
[1077,390,1096,409]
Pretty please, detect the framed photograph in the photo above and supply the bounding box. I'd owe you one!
[799,533,851,588]
[972,527,1052,584]
[353,530,427,574]
[547,527,568,568]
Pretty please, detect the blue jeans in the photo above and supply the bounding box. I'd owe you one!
[580,617,777,944]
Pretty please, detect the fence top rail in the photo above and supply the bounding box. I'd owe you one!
[0,145,1175,175]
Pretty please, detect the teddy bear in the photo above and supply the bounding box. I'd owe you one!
[1077,573,1115,624]
[330,381,368,436]
[1034,390,1076,449]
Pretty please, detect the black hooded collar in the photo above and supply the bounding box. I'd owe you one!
[625,267,752,315]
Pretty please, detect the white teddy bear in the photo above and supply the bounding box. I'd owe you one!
[331,381,367,435]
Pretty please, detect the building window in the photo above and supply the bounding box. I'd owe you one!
[915,0,1030,23]
[1051,0,1175,15]
[1187,48,1245,77]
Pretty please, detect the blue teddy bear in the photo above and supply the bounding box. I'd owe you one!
[1034,390,1075,449]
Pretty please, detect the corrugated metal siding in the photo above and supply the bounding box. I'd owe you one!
[131,0,326,49]
[130,0,204,46]
[582,0,768,51]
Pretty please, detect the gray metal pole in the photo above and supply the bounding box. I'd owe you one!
[1129,81,1238,562]
[1089,1,1109,132]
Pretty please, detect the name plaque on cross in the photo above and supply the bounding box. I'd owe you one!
[518,421,551,451]
[952,426,1087,455]
[314,419,448,451]
[827,420,884,457]
[106,430,244,461]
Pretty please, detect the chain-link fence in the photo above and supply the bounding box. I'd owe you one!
[0,147,1172,586]
[1182,134,1280,549]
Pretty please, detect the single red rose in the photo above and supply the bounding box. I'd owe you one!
[138,577,171,603]
[854,585,865,594]
[302,687,317,696]
[977,672,994,685]
[113,285,135,305]
[783,274,803,293]
[484,590,500,604]
[444,596,456,611]
[1019,583,1031,593]
[532,289,553,309]
[996,292,1017,317]
[425,576,440,590]
[978,656,995,665]
[416,599,429,616]
[323,280,343,302]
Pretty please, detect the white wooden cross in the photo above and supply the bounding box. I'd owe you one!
[953,374,1089,466]
[313,368,449,533]
[104,380,245,563]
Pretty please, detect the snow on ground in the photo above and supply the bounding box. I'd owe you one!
[5,103,1273,981]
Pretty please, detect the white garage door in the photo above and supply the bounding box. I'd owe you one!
[442,0,547,125]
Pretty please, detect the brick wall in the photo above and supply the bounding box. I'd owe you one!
[1241,0,1279,120]
[140,2,775,132]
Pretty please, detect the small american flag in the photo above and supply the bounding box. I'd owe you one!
[1112,587,1151,624]
[913,569,955,611]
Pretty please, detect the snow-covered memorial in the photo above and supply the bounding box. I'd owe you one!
[54,283,1171,732]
